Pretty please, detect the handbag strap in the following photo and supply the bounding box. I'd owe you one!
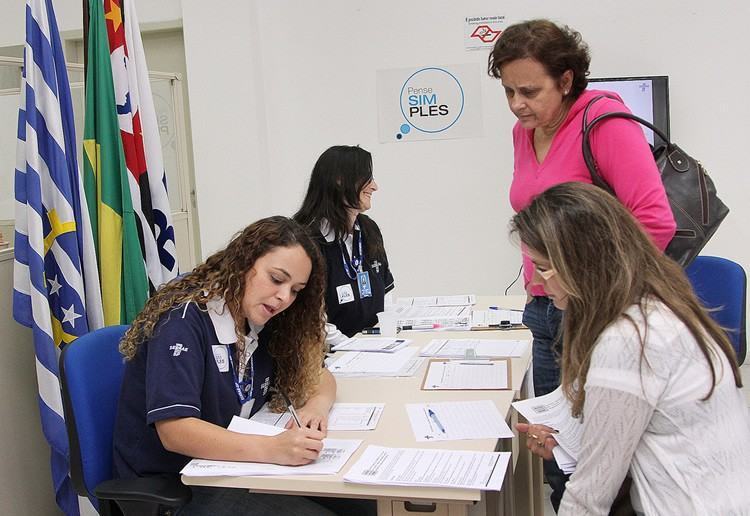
[581,95,672,195]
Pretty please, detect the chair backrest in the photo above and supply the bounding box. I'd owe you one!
[60,325,130,499]
[685,256,747,365]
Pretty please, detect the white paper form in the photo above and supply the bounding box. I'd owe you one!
[391,305,472,330]
[423,360,510,390]
[180,417,362,477]
[396,294,477,306]
[327,347,424,377]
[471,309,523,328]
[251,403,385,431]
[406,400,513,442]
[421,339,529,358]
[331,337,411,353]
[344,446,511,491]
[511,387,582,473]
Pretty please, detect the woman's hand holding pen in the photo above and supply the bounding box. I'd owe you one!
[516,422,558,461]
[285,396,331,434]
[268,427,325,466]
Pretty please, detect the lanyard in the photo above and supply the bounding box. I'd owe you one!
[340,229,364,281]
[227,345,255,405]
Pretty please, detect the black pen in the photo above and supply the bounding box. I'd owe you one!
[280,390,302,427]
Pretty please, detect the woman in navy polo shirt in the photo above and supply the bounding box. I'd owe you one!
[113,216,365,515]
[294,145,395,339]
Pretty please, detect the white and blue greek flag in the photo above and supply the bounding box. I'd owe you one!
[13,1,103,514]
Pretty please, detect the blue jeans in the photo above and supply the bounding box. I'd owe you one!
[522,296,569,513]
[175,486,376,516]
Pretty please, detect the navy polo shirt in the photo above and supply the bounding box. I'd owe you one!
[113,299,274,478]
[319,216,394,337]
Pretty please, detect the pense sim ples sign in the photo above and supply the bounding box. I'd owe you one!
[377,63,483,143]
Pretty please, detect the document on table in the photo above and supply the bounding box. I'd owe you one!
[420,339,529,358]
[327,347,424,377]
[471,309,524,329]
[344,446,511,491]
[511,387,582,474]
[396,294,476,306]
[331,337,411,353]
[180,417,362,477]
[251,402,385,431]
[390,305,472,330]
[422,359,510,390]
[406,400,514,441]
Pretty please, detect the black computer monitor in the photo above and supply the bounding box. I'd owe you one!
[587,76,670,145]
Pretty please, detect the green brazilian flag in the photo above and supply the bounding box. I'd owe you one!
[82,0,148,325]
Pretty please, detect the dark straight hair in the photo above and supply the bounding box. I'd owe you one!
[294,145,373,241]
[294,146,386,262]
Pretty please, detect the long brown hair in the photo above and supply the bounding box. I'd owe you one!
[120,216,327,409]
[511,183,741,417]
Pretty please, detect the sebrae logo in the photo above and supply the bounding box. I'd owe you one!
[169,343,189,356]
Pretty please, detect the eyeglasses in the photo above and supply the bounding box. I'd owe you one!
[534,265,557,281]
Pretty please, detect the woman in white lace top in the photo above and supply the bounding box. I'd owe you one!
[510,182,750,515]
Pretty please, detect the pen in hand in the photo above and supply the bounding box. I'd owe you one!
[280,390,302,428]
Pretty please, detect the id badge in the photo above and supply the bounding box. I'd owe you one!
[357,271,372,298]
[239,398,255,419]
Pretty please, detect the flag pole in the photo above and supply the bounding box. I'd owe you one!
[82,0,89,80]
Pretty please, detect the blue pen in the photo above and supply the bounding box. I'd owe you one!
[428,409,447,434]
[488,306,499,310]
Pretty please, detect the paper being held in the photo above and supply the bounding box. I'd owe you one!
[511,387,581,473]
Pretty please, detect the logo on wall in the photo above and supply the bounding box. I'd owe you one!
[377,63,482,143]
[396,68,465,140]
[470,25,502,43]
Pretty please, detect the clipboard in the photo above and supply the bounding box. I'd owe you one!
[421,358,512,391]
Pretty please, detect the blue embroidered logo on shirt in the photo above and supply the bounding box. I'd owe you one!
[169,343,189,356]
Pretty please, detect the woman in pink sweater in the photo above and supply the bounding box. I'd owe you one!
[488,19,675,512]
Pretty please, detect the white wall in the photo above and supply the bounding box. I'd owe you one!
[183,0,750,296]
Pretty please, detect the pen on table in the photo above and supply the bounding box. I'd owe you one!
[361,327,380,335]
[488,306,499,310]
[401,323,440,330]
[458,361,494,365]
[280,391,302,428]
[427,409,447,434]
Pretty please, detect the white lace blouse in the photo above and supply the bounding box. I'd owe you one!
[558,301,750,516]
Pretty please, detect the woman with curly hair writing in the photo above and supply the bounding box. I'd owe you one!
[113,216,360,515]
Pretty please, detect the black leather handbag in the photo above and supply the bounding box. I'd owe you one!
[582,96,729,267]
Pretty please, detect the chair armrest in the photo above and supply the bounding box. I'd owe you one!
[95,476,192,507]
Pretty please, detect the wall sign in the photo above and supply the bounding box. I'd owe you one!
[377,63,482,143]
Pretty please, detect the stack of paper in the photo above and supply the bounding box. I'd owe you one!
[331,337,410,353]
[420,339,529,358]
[471,309,524,329]
[390,305,472,331]
[344,446,510,491]
[251,402,385,431]
[405,400,514,442]
[327,347,424,377]
[422,359,510,390]
[396,294,476,306]
[511,387,581,474]
[180,417,362,477]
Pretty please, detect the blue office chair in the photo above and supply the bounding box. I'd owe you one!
[685,256,747,365]
[60,325,191,515]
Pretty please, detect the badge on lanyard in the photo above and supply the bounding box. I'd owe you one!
[357,270,372,298]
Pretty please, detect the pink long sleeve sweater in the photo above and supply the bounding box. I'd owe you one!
[509,89,676,296]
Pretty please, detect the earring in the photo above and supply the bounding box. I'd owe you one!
[563,89,569,95]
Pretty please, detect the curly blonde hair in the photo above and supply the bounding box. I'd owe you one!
[119,216,327,410]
